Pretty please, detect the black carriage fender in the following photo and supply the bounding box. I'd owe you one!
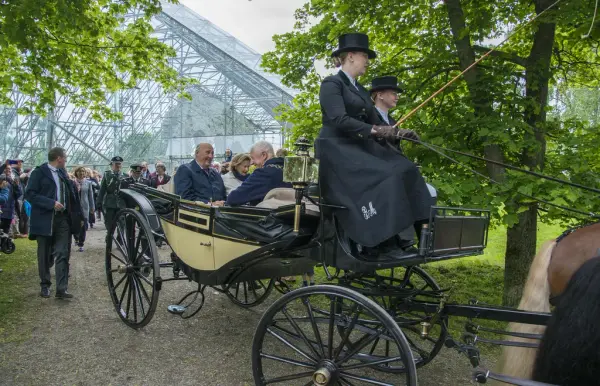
[119,189,163,233]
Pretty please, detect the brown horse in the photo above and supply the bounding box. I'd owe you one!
[498,222,600,380]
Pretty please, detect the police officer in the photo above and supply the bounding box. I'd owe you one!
[98,156,126,240]
[124,163,151,187]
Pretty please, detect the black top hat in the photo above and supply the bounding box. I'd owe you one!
[332,33,377,59]
[130,163,143,173]
[369,76,403,93]
[111,156,123,163]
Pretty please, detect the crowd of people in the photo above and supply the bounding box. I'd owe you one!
[0,142,310,294]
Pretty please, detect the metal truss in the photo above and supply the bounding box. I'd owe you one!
[0,2,294,168]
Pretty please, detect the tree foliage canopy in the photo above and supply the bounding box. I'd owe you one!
[262,0,600,304]
[263,0,600,226]
[0,0,192,120]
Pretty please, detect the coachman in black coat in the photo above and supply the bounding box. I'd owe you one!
[315,33,433,251]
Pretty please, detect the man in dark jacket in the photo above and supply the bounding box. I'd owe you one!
[174,143,226,206]
[226,141,291,206]
[25,147,83,299]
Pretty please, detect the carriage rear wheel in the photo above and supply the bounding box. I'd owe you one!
[223,279,274,308]
[106,208,160,329]
[338,266,448,372]
[252,285,418,386]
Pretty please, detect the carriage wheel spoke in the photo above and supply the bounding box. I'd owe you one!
[243,282,248,304]
[260,353,314,369]
[113,273,128,291]
[132,274,152,306]
[403,330,432,359]
[339,376,357,386]
[303,297,326,358]
[266,327,317,364]
[281,308,322,360]
[125,278,133,319]
[334,303,361,361]
[336,329,383,365]
[134,270,154,287]
[339,371,394,386]
[118,276,130,309]
[133,276,146,319]
[340,355,404,371]
[328,296,336,359]
[132,276,138,322]
[110,252,127,266]
[263,370,314,384]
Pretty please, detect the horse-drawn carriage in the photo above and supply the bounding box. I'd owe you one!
[105,138,554,385]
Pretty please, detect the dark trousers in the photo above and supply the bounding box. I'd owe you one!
[37,212,71,292]
[104,208,118,242]
[0,218,11,234]
[76,219,88,247]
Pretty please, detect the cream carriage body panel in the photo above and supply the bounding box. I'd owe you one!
[161,219,215,271]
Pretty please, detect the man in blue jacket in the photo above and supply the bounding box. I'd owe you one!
[25,147,83,299]
[175,143,226,206]
[0,174,10,273]
[226,141,291,206]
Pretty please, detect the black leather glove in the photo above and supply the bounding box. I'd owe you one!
[397,129,420,141]
[372,125,398,140]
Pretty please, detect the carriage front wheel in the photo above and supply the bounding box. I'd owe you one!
[106,208,160,329]
[252,285,418,386]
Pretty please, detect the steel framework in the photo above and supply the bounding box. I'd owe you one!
[0,2,295,169]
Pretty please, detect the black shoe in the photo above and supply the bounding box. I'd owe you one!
[55,291,74,299]
[398,238,416,250]
[40,288,51,298]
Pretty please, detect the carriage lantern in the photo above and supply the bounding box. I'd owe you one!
[283,136,319,232]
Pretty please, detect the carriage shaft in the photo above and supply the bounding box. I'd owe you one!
[407,301,551,325]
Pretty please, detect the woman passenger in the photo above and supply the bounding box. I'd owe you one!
[316,33,433,258]
[222,153,251,195]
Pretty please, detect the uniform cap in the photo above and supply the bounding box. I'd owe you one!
[111,156,123,163]
[130,163,143,172]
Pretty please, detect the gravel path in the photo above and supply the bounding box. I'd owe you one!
[0,219,491,385]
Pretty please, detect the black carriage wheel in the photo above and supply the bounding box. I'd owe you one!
[252,284,417,386]
[106,208,160,329]
[223,279,274,308]
[339,266,448,372]
[2,239,15,254]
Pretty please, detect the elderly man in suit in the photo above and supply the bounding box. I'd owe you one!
[226,141,291,206]
[25,147,83,299]
[174,143,226,206]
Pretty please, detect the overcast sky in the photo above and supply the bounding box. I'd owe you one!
[179,0,307,54]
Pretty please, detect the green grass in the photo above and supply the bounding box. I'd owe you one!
[0,238,39,343]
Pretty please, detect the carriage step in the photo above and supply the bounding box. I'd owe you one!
[167,304,187,315]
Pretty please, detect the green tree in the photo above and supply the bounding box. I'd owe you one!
[0,0,192,120]
[262,0,600,305]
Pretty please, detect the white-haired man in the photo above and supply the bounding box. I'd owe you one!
[226,141,291,206]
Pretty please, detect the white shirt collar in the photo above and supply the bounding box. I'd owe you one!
[375,106,390,124]
[341,70,357,87]
[48,164,58,172]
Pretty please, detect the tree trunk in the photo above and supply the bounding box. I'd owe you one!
[444,0,506,182]
[504,0,557,306]
[504,206,538,305]
[446,0,557,306]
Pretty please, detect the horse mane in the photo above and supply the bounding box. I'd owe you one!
[532,256,600,385]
